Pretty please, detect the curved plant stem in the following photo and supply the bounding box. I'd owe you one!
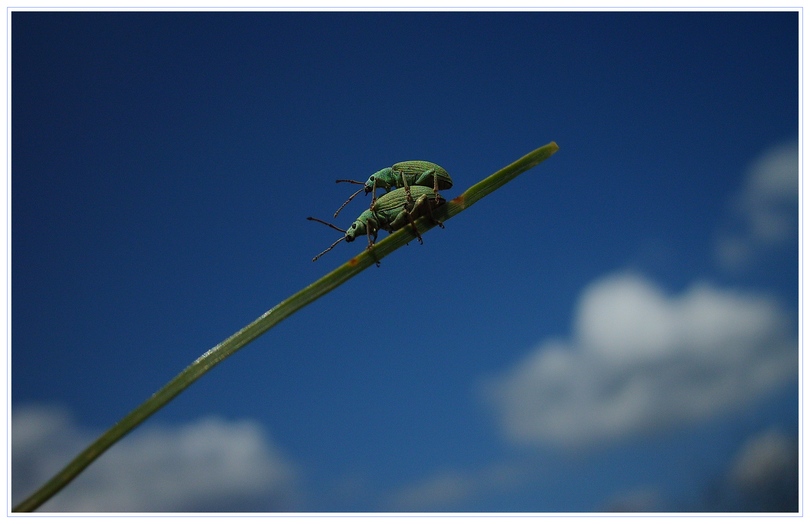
[13,141,559,512]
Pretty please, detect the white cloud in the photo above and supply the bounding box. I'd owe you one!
[482,273,796,448]
[12,405,299,512]
[715,141,798,271]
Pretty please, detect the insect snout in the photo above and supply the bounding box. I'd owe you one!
[345,222,361,242]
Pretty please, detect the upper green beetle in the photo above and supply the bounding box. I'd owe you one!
[333,160,452,217]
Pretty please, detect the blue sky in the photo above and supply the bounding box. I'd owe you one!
[11,10,799,513]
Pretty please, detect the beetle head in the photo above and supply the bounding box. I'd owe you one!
[344,218,365,242]
[345,211,377,242]
[365,167,394,194]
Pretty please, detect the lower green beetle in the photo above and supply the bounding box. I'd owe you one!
[308,185,446,262]
[333,160,452,217]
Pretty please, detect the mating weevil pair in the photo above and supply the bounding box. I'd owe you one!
[308,161,453,262]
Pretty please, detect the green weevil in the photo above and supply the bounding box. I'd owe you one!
[308,185,446,262]
[333,160,452,217]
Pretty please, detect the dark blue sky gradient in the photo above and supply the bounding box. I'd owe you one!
[12,11,798,512]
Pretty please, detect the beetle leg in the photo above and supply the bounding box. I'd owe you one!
[368,242,381,266]
[432,172,442,203]
[416,168,441,203]
[421,194,445,229]
[365,223,377,250]
[364,223,381,266]
[369,179,377,210]
[408,211,424,245]
[397,170,414,205]
[405,198,425,245]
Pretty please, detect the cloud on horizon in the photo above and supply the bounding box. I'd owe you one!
[12,405,299,512]
[481,273,796,448]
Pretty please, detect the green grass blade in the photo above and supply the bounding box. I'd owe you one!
[13,141,559,512]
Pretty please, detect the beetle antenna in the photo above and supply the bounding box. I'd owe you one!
[333,187,365,218]
[312,236,345,261]
[307,216,346,233]
[335,179,365,185]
